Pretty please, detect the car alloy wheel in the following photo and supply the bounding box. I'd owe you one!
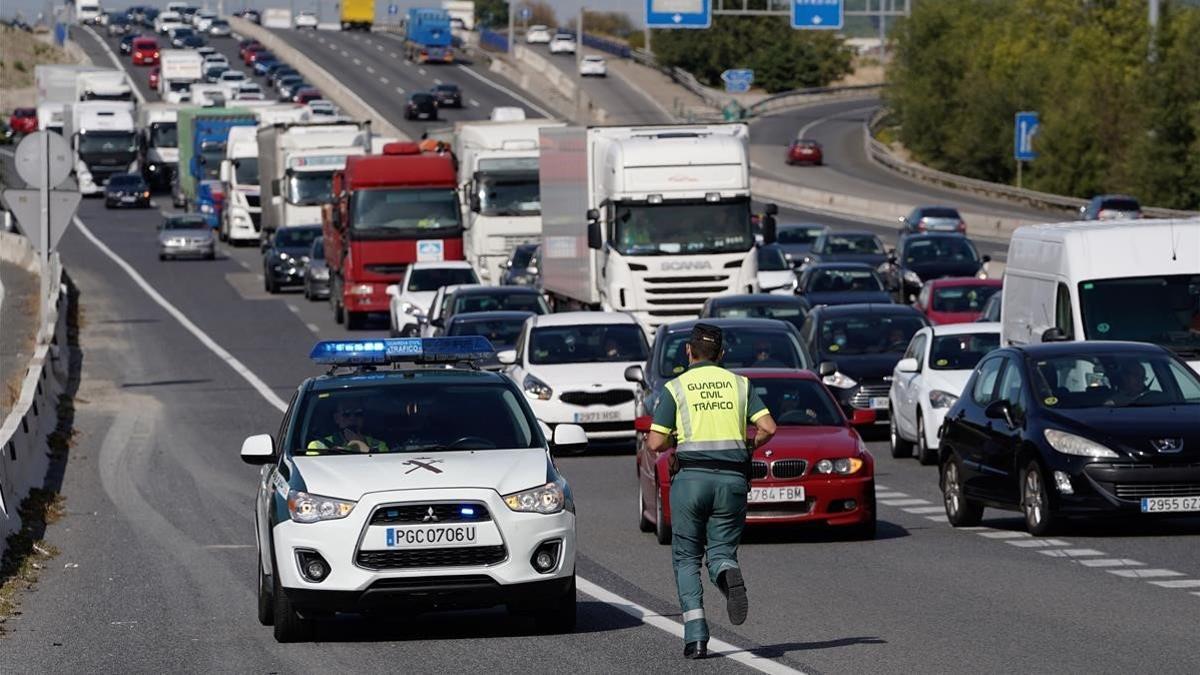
[889,407,913,458]
[942,456,982,526]
[1022,460,1056,536]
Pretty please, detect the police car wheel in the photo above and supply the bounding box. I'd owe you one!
[257,558,274,626]
[638,482,654,533]
[654,485,672,545]
[532,574,577,634]
[271,571,313,642]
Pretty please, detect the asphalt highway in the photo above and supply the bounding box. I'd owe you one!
[6,26,1200,675]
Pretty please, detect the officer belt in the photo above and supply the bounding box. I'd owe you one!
[677,458,751,478]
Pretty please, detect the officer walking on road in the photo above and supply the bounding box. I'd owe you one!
[647,324,777,659]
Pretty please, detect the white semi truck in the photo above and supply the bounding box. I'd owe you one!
[455,119,564,282]
[257,121,370,234]
[538,124,767,334]
[63,102,138,194]
[74,69,134,101]
[159,49,204,103]
[137,103,182,191]
[220,126,263,244]
[35,65,106,134]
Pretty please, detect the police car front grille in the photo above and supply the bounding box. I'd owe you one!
[559,390,634,407]
[770,459,807,479]
[750,461,768,480]
[370,503,493,525]
[356,545,507,570]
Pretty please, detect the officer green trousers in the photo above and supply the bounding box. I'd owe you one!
[670,468,748,643]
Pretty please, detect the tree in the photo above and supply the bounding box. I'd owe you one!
[475,0,508,30]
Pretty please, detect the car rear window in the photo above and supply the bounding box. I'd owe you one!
[919,207,960,219]
[1099,198,1141,212]
[932,284,1000,312]
[529,324,647,365]
[453,291,548,315]
[408,267,479,292]
[928,333,999,370]
[659,328,808,377]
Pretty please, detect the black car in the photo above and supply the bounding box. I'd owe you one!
[801,230,889,270]
[266,63,296,85]
[204,65,229,83]
[799,303,930,420]
[1080,194,1142,220]
[898,206,966,234]
[698,294,810,333]
[436,286,550,331]
[263,225,322,293]
[180,34,207,49]
[405,92,438,120]
[501,243,540,285]
[103,173,151,209]
[303,236,330,301]
[430,83,463,108]
[939,341,1200,535]
[119,32,142,54]
[444,310,535,370]
[278,76,309,100]
[775,223,828,267]
[879,233,989,304]
[799,263,893,307]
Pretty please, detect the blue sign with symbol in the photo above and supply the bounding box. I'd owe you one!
[721,69,754,94]
[520,6,532,20]
[645,0,711,29]
[792,0,843,30]
[1014,111,1039,161]
[387,3,399,15]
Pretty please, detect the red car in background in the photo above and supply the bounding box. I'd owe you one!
[293,88,323,105]
[148,66,160,90]
[914,277,1003,325]
[636,369,877,544]
[786,138,823,166]
[131,37,160,65]
[8,108,37,135]
[238,39,262,60]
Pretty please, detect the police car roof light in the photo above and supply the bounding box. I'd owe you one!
[309,337,496,366]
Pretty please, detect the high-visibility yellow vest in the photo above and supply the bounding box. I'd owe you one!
[665,364,750,462]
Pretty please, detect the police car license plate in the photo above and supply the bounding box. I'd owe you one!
[365,523,504,549]
[747,486,805,503]
[1141,497,1200,513]
[573,411,621,423]
[869,397,889,409]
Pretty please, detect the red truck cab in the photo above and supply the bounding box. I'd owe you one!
[323,141,463,329]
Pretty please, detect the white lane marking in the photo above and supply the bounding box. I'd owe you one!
[879,498,929,507]
[455,64,555,119]
[1078,558,1146,568]
[377,44,384,51]
[418,67,426,75]
[978,531,1031,539]
[902,506,946,514]
[72,217,290,412]
[469,99,480,108]
[433,77,442,85]
[1108,569,1184,579]
[396,86,406,95]
[82,26,147,104]
[341,50,350,57]
[286,304,300,314]
[391,52,399,58]
[1149,579,1200,589]
[875,492,908,499]
[874,484,891,491]
[1039,549,1105,558]
[924,514,948,523]
[576,578,806,675]
[380,77,389,85]
[353,58,362,65]
[306,323,321,334]
[795,105,878,141]
[956,526,988,531]
[203,544,253,550]
[329,43,336,49]
[1006,539,1071,548]
[366,65,375,74]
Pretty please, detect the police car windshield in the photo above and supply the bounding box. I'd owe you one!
[530,325,648,365]
[749,377,843,427]
[659,329,809,377]
[293,382,540,454]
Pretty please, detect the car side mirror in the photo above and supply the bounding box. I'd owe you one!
[624,364,645,384]
[240,433,275,464]
[552,424,588,453]
[634,415,652,433]
[819,361,837,378]
[761,211,777,245]
[260,238,271,251]
[981,254,992,263]
[1041,327,1069,343]
[897,216,906,223]
[984,400,1013,426]
[850,409,876,426]
[497,349,517,365]
[896,357,919,373]
[385,284,400,298]
[586,219,602,250]
[764,203,778,216]
[431,317,444,329]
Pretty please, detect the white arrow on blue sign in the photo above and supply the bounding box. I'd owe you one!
[520,6,532,20]
[721,69,754,94]
[645,0,711,29]
[792,0,843,30]
[388,4,399,15]
[1014,111,1039,161]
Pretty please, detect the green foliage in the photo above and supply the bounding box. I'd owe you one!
[651,16,854,93]
[475,0,508,29]
[583,11,636,39]
[887,0,1200,208]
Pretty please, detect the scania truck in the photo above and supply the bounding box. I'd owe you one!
[538,124,768,335]
[63,101,138,195]
[258,121,370,234]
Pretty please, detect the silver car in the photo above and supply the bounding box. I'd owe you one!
[303,236,330,300]
[158,214,216,260]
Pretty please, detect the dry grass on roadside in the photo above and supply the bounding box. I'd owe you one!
[0,25,72,90]
[0,490,66,634]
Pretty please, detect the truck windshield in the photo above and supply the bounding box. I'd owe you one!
[233,157,259,186]
[200,148,224,179]
[78,131,137,155]
[1079,275,1200,358]
[612,199,753,256]
[476,171,540,216]
[149,122,177,148]
[350,188,461,235]
[286,170,335,206]
[168,81,191,93]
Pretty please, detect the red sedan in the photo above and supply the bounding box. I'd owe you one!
[785,138,823,166]
[148,67,160,91]
[914,277,1002,325]
[238,39,262,60]
[131,37,160,65]
[8,107,37,135]
[636,368,877,543]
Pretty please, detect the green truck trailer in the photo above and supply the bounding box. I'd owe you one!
[175,107,257,205]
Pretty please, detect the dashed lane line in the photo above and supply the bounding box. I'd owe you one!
[469,99,480,107]
[901,506,946,514]
[418,67,426,75]
[366,66,375,74]
[1006,539,1071,548]
[1078,559,1145,568]
[353,58,362,66]
[380,77,389,85]
[396,86,406,95]
[1150,580,1200,589]
[455,64,556,119]
[306,323,321,334]
[879,498,931,507]
[1109,569,1185,579]
[1039,549,1105,558]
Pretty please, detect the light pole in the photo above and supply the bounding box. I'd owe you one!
[508,0,515,55]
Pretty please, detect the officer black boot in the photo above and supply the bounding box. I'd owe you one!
[683,640,708,659]
[717,568,749,625]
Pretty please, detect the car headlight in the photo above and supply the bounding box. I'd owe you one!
[523,374,553,401]
[815,457,865,475]
[903,270,923,287]
[503,482,565,514]
[929,390,959,409]
[277,251,291,262]
[822,371,857,389]
[287,489,356,523]
[400,300,424,316]
[199,203,213,214]
[1043,429,1119,459]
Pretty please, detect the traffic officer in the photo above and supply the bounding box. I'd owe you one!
[647,323,777,659]
[306,397,390,454]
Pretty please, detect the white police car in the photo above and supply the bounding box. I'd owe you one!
[242,337,586,642]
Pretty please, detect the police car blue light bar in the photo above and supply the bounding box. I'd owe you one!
[309,337,496,365]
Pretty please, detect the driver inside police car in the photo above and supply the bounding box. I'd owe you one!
[306,397,390,454]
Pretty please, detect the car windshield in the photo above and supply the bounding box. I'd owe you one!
[659,329,809,377]
[903,238,978,264]
[807,268,883,293]
[168,81,190,92]
[233,157,258,186]
[448,317,528,349]
[1099,198,1140,212]
[276,227,320,248]
[1030,352,1200,409]
[350,188,461,234]
[78,131,137,155]
[476,170,540,216]
[435,84,458,93]
[529,324,648,365]
[292,381,539,454]
[222,72,246,81]
[777,226,824,245]
[164,216,208,230]
[612,198,753,256]
[758,246,790,271]
[822,234,883,255]
[819,315,926,356]
[107,175,143,187]
[310,238,325,260]
[929,333,1000,370]
[1078,275,1200,357]
[410,94,434,104]
[710,303,806,332]
[749,377,843,427]
[932,284,999,312]
[510,246,535,269]
[407,267,479,292]
[453,291,549,315]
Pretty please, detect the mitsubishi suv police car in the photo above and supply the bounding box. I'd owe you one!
[241,337,585,642]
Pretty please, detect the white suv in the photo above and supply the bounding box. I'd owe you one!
[294,11,319,29]
[525,24,551,44]
[548,33,576,55]
[386,262,480,337]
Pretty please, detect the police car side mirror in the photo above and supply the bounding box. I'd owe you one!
[553,424,588,452]
[623,364,645,384]
[497,349,517,365]
[240,433,275,464]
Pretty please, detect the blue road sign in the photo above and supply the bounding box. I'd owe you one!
[387,3,399,16]
[1014,111,1039,161]
[792,0,844,30]
[721,69,754,94]
[519,6,532,20]
[646,0,711,29]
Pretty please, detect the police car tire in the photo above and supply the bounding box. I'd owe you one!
[654,486,672,545]
[533,575,577,634]
[257,559,274,626]
[272,572,313,642]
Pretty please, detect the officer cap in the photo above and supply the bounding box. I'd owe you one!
[691,323,724,351]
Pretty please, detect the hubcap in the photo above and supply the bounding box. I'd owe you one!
[1025,470,1043,525]
[944,462,961,515]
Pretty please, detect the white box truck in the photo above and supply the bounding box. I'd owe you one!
[159,49,204,103]
[219,126,263,244]
[63,102,138,194]
[1001,219,1200,373]
[258,121,371,235]
[262,8,293,29]
[455,119,564,282]
[137,103,182,191]
[36,65,104,104]
[538,124,764,334]
[75,69,134,101]
[442,0,476,30]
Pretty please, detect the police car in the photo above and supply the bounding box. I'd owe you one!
[242,337,585,642]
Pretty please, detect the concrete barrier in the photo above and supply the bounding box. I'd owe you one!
[508,45,606,123]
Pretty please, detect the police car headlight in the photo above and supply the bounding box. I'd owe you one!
[503,482,565,514]
[287,489,356,523]
[822,371,857,389]
[523,374,553,401]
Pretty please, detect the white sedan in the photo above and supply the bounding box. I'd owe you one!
[525,24,552,44]
[578,55,606,77]
[386,261,479,337]
[294,11,319,29]
[888,323,1001,464]
[500,312,649,448]
[548,33,576,54]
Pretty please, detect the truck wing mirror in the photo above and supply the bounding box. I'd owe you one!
[469,192,481,213]
[271,178,281,195]
[761,207,777,244]
[586,208,600,223]
[587,220,602,250]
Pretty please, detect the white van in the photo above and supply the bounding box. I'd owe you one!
[76,2,103,24]
[1001,219,1200,372]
